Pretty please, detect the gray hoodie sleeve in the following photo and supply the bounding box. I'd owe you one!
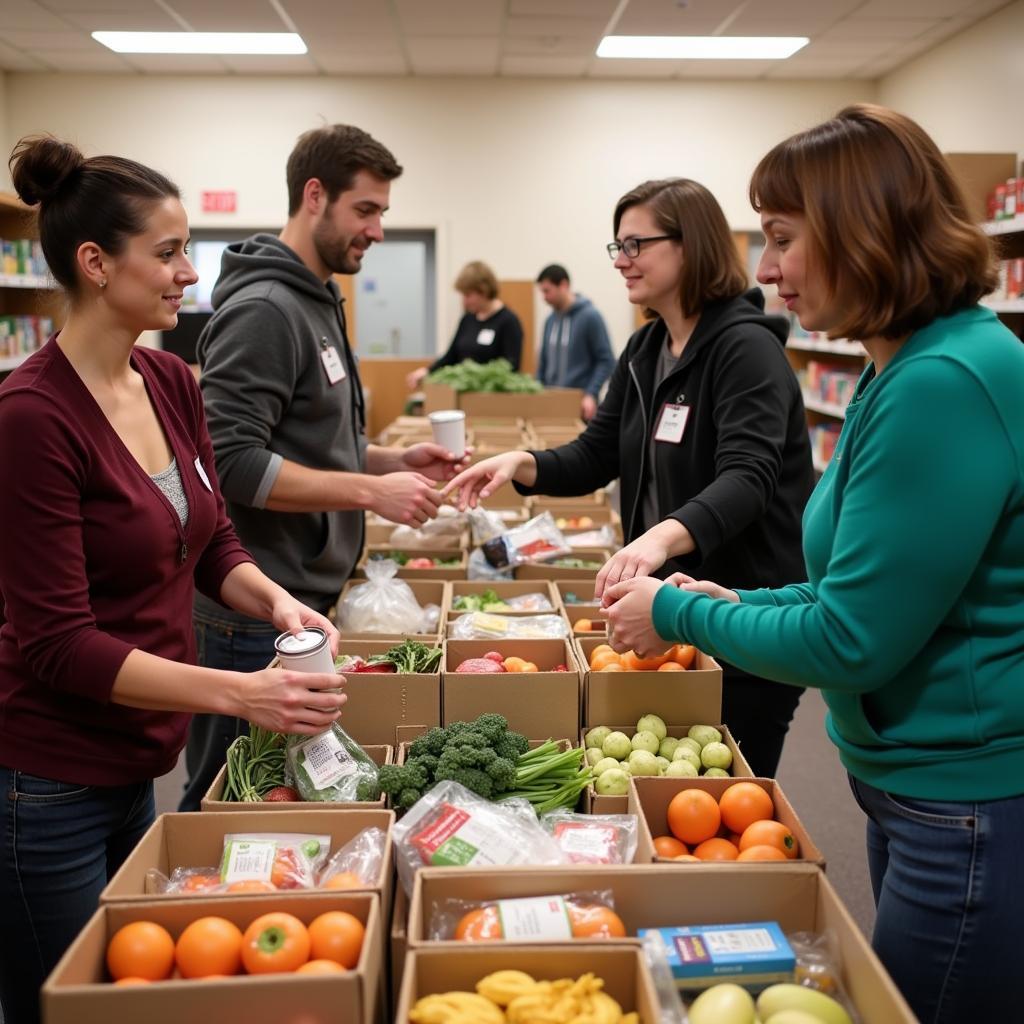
[581,307,616,398]
[196,298,302,508]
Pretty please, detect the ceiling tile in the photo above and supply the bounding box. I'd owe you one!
[159,0,289,32]
[282,0,396,35]
[0,29,97,49]
[500,54,589,76]
[504,16,606,37]
[39,0,152,9]
[306,34,404,57]
[120,52,231,72]
[314,52,409,74]
[765,55,875,78]
[854,0,988,15]
[61,10,183,31]
[799,38,899,58]
[731,0,861,18]
[509,0,617,15]
[614,0,742,35]
[394,0,503,36]
[405,35,499,74]
[29,47,133,70]
[0,0,76,31]
[824,17,941,39]
[218,53,320,73]
[0,36,47,68]
[675,58,778,78]
[502,34,598,57]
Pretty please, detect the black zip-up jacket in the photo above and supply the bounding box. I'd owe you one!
[521,289,814,592]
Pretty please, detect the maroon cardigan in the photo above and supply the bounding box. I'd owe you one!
[0,338,253,785]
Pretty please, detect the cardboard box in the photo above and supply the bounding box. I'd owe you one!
[515,548,611,581]
[390,879,409,1010]
[43,892,383,1024]
[330,639,442,746]
[355,548,466,582]
[421,382,584,421]
[362,522,467,549]
[200,744,393,812]
[555,578,600,610]
[578,636,723,728]
[443,638,581,741]
[335,578,446,639]
[566,603,607,636]
[628,775,825,866]
[396,946,660,1024]
[582,724,753,814]
[101,809,395,904]
[400,865,914,1023]
[447,580,558,618]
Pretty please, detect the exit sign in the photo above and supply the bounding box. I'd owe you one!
[201,190,237,213]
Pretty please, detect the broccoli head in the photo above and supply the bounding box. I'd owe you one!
[409,727,449,759]
[484,756,517,794]
[377,762,428,802]
[472,712,509,744]
[434,764,494,800]
[493,730,530,762]
[355,776,382,802]
[396,787,423,810]
[407,751,439,780]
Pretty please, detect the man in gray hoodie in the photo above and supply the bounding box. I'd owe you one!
[179,125,463,810]
[536,264,615,420]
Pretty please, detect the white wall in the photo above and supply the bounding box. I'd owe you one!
[4,73,874,352]
[879,0,1024,158]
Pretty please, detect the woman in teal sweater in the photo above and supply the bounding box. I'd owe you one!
[605,104,1024,1024]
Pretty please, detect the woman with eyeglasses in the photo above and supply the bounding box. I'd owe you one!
[445,177,814,777]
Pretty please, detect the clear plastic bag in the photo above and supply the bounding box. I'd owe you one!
[447,612,569,640]
[338,558,430,634]
[540,811,639,865]
[466,506,510,546]
[467,547,515,582]
[390,505,466,547]
[148,866,225,896]
[481,511,571,569]
[318,826,388,889]
[788,931,862,1022]
[450,590,552,613]
[219,832,330,889]
[428,889,624,941]
[391,780,567,895]
[567,525,617,549]
[285,722,380,802]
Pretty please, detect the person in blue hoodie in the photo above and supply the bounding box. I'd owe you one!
[536,264,615,421]
[447,179,815,777]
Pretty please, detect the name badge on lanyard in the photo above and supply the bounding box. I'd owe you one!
[654,403,690,444]
[477,328,496,346]
[320,338,346,385]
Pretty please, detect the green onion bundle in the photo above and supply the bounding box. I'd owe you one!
[502,741,593,815]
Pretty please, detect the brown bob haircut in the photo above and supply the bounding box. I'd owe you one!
[286,124,402,216]
[749,103,998,341]
[455,260,500,299]
[613,178,748,318]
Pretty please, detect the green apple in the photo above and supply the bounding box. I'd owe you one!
[703,767,730,778]
[594,768,631,796]
[585,747,605,767]
[665,759,698,778]
[584,725,611,750]
[627,750,660,776]
[688,724,723,748]
[602,731,632,760]
[636,713,667,741]
[658,736,680,759]
[688,983,755,1024]
[592,756,621,776]
[701,742,733,771]
[655,755,670,771]
[677,737,702,756]
[672,747,702,772]
[619,761,631,770]
[630,730,660,754]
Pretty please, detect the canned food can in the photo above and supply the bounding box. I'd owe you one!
[274,627,335,675]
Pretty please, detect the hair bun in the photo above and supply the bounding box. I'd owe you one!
[9,135,85,207]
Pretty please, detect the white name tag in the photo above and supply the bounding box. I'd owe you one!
[194,456,213,492]
[321,345,346,385]
[654,403,690,444]
[477,328,496,346]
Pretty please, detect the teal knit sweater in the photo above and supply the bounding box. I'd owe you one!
[652,306,1024,799]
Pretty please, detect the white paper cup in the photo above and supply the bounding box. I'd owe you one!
[428,409,467,457]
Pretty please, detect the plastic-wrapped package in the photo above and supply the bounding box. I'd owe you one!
[148,866,226,896]
[318,826,388,889]
[390,505,467,547]
[428,890,625,941]
[337,558,432,634]
[466,506,510,546]
[450,590,553,613]
[285,722,380,802]
[481,512,571,569]
[567,525,617,549]
[448,612,569,640]
[391,780,568,895]
[220,832,331,889]
[539,811,639,865]
[787,931,862,1022]
[467,547,516,582]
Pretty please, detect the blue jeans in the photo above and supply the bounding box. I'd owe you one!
[0,769,154,1024]
[848,774,1024,1023]
[177,604,279,812]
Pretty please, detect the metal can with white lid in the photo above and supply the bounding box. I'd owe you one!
[274,627,335,675]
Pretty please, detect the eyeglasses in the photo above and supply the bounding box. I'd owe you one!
[606,234,680,260]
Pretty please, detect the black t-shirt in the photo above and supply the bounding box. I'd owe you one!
[430,306,523,372]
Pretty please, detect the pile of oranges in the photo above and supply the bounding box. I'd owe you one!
[588,643,696,672]
[652,782,800,863]
[455,902,626,941]
[105,909,365,984]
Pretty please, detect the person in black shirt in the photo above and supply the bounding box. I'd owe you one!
[407,260,523,389]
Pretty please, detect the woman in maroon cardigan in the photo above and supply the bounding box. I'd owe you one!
[0,136,346,1023]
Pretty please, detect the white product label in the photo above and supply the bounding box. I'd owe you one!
[477,328,496,346]
[222,840,275,882]
[704,927,777,955]
[298,729,356,790]
[556,824,617,860]
[496,896,573,940]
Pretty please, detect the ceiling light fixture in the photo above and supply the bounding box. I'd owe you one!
[597,35,808,60]
[92,31,307,55]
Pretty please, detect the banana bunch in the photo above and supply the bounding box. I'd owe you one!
[409,991,506,1024]
[478,971,639,1024]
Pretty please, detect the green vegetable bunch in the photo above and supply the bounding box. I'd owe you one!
[377,714,591,815]
[223,724,286,802]
[366,639,442,674]
[426,358,543,394]
[452,588,508,612]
